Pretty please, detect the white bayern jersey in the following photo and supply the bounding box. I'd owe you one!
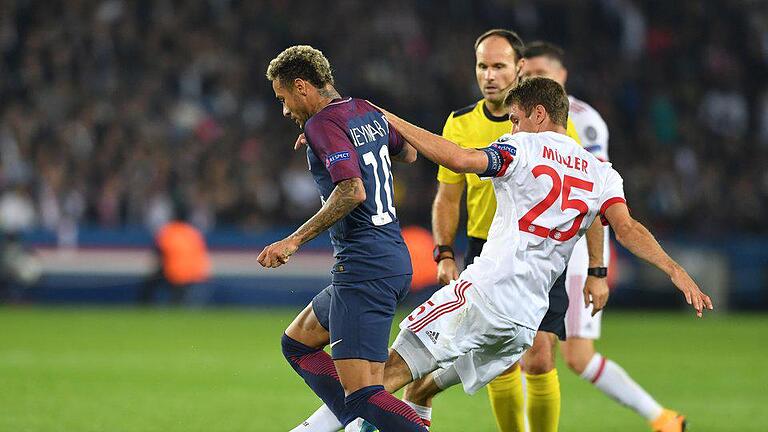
[461,131,626,331]
[568,95,609,162]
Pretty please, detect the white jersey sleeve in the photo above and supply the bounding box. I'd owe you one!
[478,133,527,180]
[569,95,609,161]
[597,166,626,223]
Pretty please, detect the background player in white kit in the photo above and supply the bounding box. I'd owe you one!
[298,77,712,432]
[520,42,686,431]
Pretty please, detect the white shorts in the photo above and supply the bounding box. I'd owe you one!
[564,233,608,339]
[392,279,536,394]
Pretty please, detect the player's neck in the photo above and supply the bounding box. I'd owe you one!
[548,124,567,135]
[484,100,508,117]
[309,86,342,116]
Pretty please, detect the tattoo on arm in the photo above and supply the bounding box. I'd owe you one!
[290,178,363,245]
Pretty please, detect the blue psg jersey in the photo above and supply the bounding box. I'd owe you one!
[304,97,412,283]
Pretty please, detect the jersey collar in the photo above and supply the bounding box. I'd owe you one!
[482,101,509,123]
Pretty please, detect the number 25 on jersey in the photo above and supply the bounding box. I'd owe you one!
[519,164,593,242]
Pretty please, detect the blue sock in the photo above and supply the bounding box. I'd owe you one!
[281,334,354,425]
[345,385,427,432]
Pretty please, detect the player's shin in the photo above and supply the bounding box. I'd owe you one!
[526,369,561,432]
[580,353,663,422]
[487,364,526,432]
[281,334,355,426]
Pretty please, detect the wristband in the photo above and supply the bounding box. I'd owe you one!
[587,267,608,278]
[433,245,455,263]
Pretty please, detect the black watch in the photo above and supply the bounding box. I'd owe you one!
[433,245,455,263]
[587,267,608,278]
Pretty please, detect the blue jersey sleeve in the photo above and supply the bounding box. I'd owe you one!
[387,120,405,156]
[305,116,362,184]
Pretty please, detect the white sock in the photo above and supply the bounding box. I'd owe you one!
[291,404,343,432]
[403,400,432,429]
[580,353,664,421]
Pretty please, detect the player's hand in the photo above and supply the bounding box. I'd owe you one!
[257,237,300,268]
[669,265,713,318]
[437,258,459,286]
[583,275,609,316]
[294,133,307,150]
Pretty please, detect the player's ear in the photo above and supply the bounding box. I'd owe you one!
[293,78,307,96]
[534,104,547,125]
[515,58,526,81]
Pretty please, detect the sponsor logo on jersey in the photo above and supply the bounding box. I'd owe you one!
[495,143,517,156]
[584,126,598,141]
[426,330,440,344]
[326,151,351,168]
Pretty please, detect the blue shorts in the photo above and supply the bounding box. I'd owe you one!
[312,274,412,362]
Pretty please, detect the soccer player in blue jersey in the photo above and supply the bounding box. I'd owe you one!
[260,45,427,432]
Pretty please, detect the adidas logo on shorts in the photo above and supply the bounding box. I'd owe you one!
[426,330,440,344]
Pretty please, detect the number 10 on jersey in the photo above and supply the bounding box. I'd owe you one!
[363,145,396,226]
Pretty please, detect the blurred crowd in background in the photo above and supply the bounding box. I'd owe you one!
[1,0,768,238]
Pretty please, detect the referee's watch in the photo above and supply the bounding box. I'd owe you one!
[433,245,455,263]
[587,267,608,278]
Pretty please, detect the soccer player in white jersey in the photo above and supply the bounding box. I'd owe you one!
[297,77,711,432]
[520,41,686,432]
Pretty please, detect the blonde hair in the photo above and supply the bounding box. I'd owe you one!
[266,45,334,88]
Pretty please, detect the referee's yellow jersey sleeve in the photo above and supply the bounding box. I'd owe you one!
[566,118,582,145]
[436,113,466,184]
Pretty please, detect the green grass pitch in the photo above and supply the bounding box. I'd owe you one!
[0,307,766,431]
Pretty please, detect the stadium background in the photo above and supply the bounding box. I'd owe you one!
[0,0,767,431]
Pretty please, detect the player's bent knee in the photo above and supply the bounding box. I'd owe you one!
[284,304,328,349]
[561,339,594,374]
[524,334,556,374]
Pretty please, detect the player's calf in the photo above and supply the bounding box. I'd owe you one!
[523,331,561,432]
[281,334,355,426]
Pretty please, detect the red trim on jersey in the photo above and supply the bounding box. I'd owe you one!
[422,418,431,427]
[600,197,626,215]
[408,281,471,333]
[599,197,626,225]
[591,356,607,384]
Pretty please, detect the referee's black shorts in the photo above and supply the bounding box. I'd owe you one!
[465,236,568,341]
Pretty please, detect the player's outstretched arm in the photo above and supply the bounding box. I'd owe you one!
[381,109,488,174]
[294,133,417,164]
[390,142,417,163]
[257,177,366,268]
[603,203,713,317]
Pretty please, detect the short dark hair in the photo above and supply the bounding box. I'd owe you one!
[266,45,335,88]
[504,77,569,128]
[523,41,565,64]
[474,29,525,61]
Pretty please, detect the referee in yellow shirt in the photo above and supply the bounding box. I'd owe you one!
[404,29,581,432]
